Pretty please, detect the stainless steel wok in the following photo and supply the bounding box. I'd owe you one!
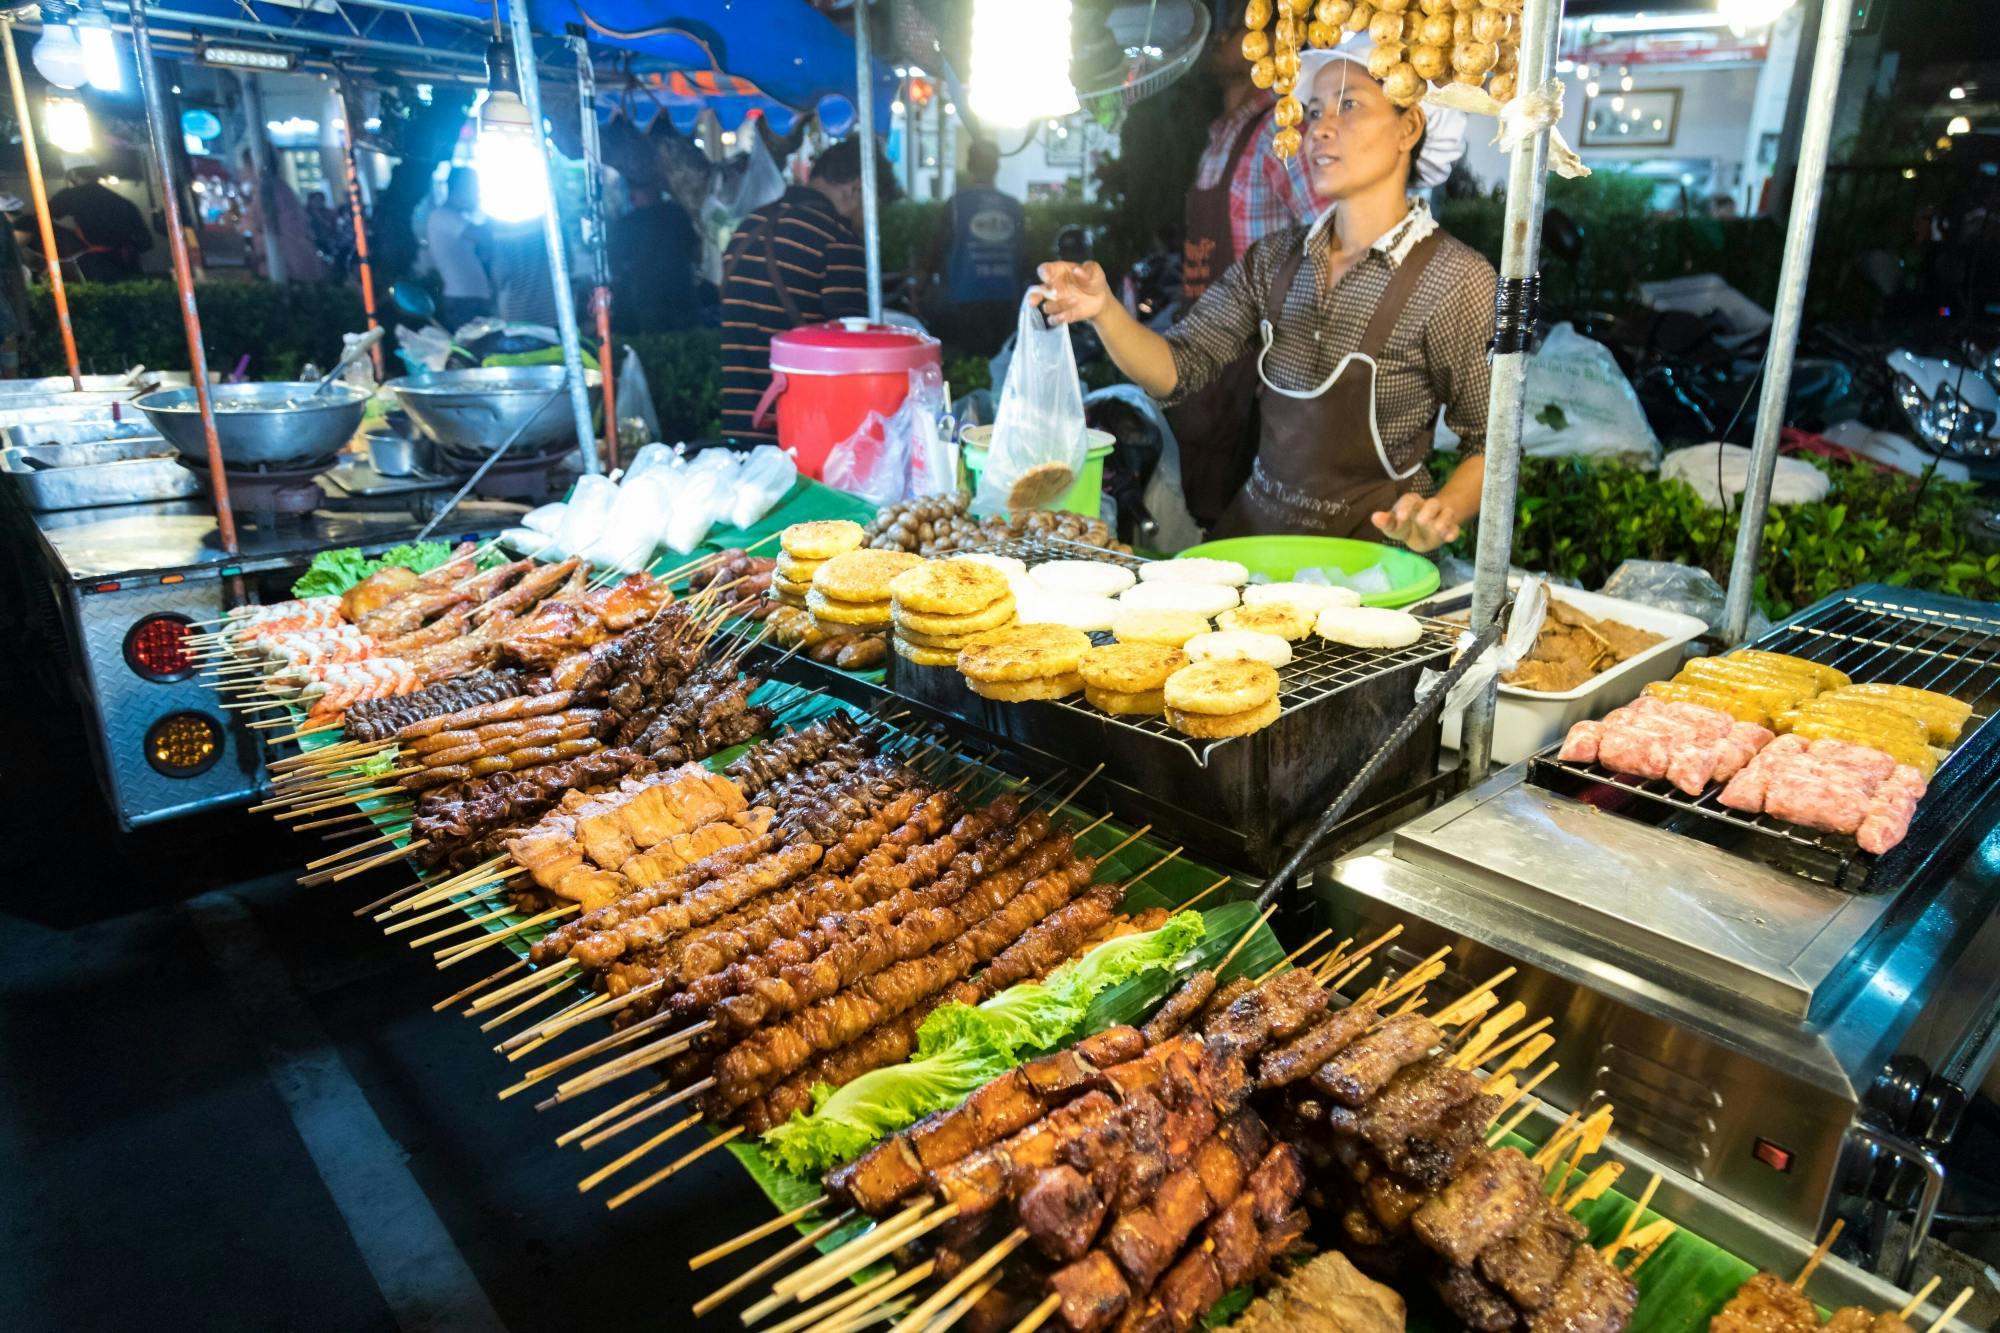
[385,366,599,455]
[133,381,370,468]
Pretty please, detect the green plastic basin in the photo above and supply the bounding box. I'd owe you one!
[1174,535,1440,608]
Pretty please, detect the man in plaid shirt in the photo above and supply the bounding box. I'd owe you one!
[1183,11,1320,300]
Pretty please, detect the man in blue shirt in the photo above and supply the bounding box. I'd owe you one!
[919,139,1025,354]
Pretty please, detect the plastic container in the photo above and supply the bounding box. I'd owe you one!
[752,320,941,479]
[961,426,1116,518]
[1414,579,1708,764]
[1173,535,1441,608]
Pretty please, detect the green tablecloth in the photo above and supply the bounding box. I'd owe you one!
[676,477,875,567]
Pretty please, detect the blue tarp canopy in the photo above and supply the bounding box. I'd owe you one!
[103,0,895,123]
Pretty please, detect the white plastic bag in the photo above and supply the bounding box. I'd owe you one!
[1519,323,1660,465]
[395,323,453,373]
[1660,442,1831,511]
[554,474,619,554]
[903,366,956,499]
[615,344,661,445]
[972,293,1087,515]
[729,445,799,529]
[663,460,732,554]
[521,501,569,535]
[1420,575,1549,725]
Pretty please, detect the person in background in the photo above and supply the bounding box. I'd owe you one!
[1710,195,1739,220]
[486,216,559,327]
[917,138,1024,353]
[47,166,151,280]
[424,166,492,328]
[718,137,901,442]
[305,190,341,271]
[608,178,700,334]
[239,149,325,283]
[0,195,27,376]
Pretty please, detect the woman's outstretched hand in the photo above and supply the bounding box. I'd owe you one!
[1372,492,1462,552]
[1032,261,1111,326]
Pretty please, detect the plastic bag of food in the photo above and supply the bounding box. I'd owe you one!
[1518,323,1660,466]
[584,469,674,571]
[553,474,619,553]
[615,343,661,445]
[663,461,732,555]
[903,365,956,499]
[729,444,799,529]
[621,441,683,484]
[521,501,569,535]
[972,292,1087,515]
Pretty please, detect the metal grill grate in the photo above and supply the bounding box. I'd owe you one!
[970,538,1459,765]
[1527,590,2000,889]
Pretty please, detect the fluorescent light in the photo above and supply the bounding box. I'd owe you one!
[1591,14,1730,34]
[971,0,1078,127]
[198,40,298,72]
[43,95,92,154]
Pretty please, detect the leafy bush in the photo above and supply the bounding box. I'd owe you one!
[1439,455,2000,619]
[620,328,723,442]
[20,279,366,380]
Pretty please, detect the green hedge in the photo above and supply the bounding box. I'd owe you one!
[620,328,723,442]
[1439,455,2000,619]
[20,280,366,380]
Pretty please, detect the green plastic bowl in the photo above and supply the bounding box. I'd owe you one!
[1174,535,1440,608]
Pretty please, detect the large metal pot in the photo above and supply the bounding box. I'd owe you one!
[133,381,370,469]
[385,366,600,455]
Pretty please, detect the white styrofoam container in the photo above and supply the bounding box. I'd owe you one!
[1417,580,1709,764]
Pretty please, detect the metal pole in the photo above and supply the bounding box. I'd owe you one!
[503,0,600,474]
[853,0,882,322]
[1720,0,1851,644]
[1459,0,1563,782]
[569,35,616,470]
[2,20,81,388]
[236,73,287,282]
[336,76,383,378]
[131,0,239,556]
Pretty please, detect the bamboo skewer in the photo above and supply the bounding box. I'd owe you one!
[1487,1061,1558,1119]
[603,1124,745,1209]
[1925,1288,1973,1333]
[576,1112,703,1193]
[304,828,405,869]
[791,1204,966,1306]
[578,1077,715,1149]
[328,840,430,882]
[1601,1173,1662,1258]
[754,1201,935,1317]
[475,975,588,1031]
[1255,927,1332,984]
[434,959,527,1011]
[1793,1218,1843,1289]
[1321,923,1403,986]
[1897,1276,1942,1321]
[690,1196,829,1271]
[887,1227,1029,1331]
[767,1266,910,1333]
[802,1265,933,1333]
[1560,1162,1623,1212]
[1007,1294,1062,1333]
[434,904,577,965]
[381,886,510,934]
[1487,1096,1542,1145]
[1620,1219,1678,1274]
[1215,904,1276,975]
[691,1210,856,1319]
[1176,875,1233,913]
[558,1083,668,1149]
[1433,965,1519,1026]
[464,963,578,1014]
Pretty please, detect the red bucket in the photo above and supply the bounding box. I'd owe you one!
[753,321,941,480]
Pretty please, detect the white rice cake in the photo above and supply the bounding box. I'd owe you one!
[1183,629,1294,667]
[1017,591,1121,633]
[1315,605,1424,650]
[951,552,1027,578]
[1138,557,1249,588]
[1117,581,1240,616]
[1243,582,1362,612]
[1028,560,1137,596]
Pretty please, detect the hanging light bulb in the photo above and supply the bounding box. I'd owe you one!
[31,8,89,90]
[75,2,121,93]
[970,0,1079,126]
[474,37,547,224]
[43,94,92,153]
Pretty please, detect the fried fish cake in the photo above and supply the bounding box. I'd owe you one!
[956,624,1092,683]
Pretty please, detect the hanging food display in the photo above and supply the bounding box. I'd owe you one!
[1252,0,1524,158]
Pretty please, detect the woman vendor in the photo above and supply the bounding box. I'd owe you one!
[1035,41,1494,552]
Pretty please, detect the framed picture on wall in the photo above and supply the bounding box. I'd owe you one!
[1581,88,1680,148]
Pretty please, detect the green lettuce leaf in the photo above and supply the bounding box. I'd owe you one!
[289,540,460,598]
[759,912,1206,1176]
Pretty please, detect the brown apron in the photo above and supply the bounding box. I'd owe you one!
[1212,230,1443,540]
[1167,108,1270,528]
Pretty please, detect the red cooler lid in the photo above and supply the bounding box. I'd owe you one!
[770,320,941,375]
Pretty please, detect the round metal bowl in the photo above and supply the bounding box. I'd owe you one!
[385,366,601,455]
[133,381,371,469]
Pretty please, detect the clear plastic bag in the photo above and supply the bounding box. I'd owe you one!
[554,474,620,554]
[729,444,799,529]
[972,293,1087,515]
[616,344,661,445]
[1419,576,1549,723]
[663,458,734,555]
[1600,559,1767,638]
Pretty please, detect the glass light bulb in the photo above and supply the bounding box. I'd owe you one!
[31,24,88,90]
[79,23,121,92]
[475,126,548,223]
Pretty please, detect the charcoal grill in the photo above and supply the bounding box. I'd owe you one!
[1317,584,2000,1281]
[770,535,1458,872]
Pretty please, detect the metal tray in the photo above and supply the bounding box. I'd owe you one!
[1,448,202,510]
[880,537,1456,870]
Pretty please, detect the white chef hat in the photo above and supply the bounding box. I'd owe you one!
[1296,37,1469,190]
